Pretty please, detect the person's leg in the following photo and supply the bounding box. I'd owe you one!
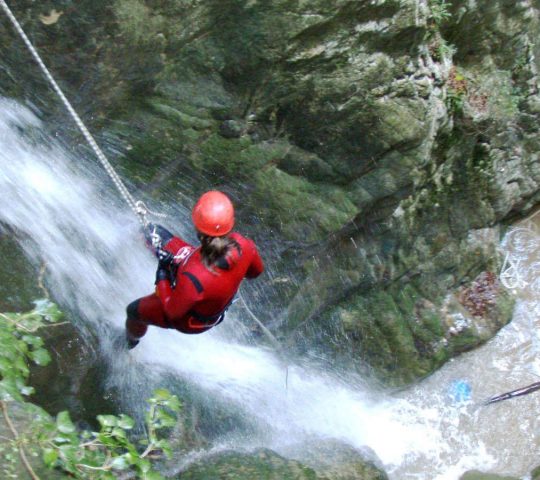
[125,294,168,348]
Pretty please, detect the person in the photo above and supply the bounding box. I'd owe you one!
[124,190,264,349]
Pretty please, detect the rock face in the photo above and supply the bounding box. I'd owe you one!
[1,0,539,384]
[178,448,388,480]
[460,471,519,480]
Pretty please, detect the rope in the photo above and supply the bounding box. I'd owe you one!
[0,0,150,225]
[499,224,540,291]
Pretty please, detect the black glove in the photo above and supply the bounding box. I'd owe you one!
[157,247,174,267]
[155,247,175,284]
[155,266,170,284]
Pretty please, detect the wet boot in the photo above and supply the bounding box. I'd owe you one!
[112,330,139,351]
[126,331,140,350]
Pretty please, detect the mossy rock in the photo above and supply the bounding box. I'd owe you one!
[179,447,387,480]
[179,449,322,480]
[1,0,537,388]
[460,471,518,480]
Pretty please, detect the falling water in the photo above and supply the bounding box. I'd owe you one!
[1,98,539,479]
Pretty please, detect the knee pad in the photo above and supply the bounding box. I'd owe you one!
[126,299,141,319]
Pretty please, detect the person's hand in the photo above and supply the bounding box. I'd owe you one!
[155,248,174,284]
[143,222,156,241]
[143,224,175,252]
[157,247,174,268]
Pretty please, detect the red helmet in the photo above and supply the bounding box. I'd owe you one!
[192,191,235,237]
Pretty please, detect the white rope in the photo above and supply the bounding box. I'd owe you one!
[0,0,152,225]
[499,223,540,292]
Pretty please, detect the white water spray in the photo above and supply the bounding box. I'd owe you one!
[1,99,538,479]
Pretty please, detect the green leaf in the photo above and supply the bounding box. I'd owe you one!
[20,385,35,396]
[154,440,172,459]
[53,435,72,444]
[0,378,23,402]
[29,348,51,366]
[32,299,62,322]
[56,411,76,434]
[154,410,176,428]
[117,414,135,429]
[143,471,166,480]
[110,455,130,470]
[152,389,171,401]
[42,448,59,466]
[111,427,127,439]
[98,415,119,428]
[58,444,79,464]
[22,335,44,347]
[137,458,152,473]
[97,433,117,448]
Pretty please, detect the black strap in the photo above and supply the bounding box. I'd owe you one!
[190,295,235,325]
[181,271,204,293]
[180,271,235,326]
[189,310,225,324]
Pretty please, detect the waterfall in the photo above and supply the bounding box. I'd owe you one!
[1,98,538,479]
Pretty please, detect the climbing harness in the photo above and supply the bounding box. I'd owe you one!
[0,0,162,226]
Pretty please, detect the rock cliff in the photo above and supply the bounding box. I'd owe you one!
[1,0,539,385]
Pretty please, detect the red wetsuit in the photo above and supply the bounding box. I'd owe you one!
[126,232,264,340]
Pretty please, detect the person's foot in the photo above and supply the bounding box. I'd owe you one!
[127,337,139,350]
[112,330,140,351]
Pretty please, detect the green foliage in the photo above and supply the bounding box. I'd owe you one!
[437,40,457,61]
[445,88,465,116]
[428,0,452,26]
[0,299,62,402]
[0,302,182,479]
[38,387,181,479]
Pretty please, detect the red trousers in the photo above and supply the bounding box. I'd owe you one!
[125,293,223,338]
[125,294,169,340]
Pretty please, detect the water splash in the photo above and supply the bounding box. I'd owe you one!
[0,98,538,479]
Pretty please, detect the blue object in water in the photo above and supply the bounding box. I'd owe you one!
[449,380,471,402]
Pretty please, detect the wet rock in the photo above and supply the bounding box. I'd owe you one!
[460,471,518,480]
[178,447,387,480]
[179,449,320,479]
[296,439,388,480]
[1,0,539,385]
[219,119,246,138]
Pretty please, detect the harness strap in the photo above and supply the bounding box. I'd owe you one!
[181,271,204,293]
[181,271,233,325]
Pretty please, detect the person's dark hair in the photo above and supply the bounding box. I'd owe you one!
[198,233,240,271]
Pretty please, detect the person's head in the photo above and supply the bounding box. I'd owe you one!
[192,191,237,269]
[192,190,234,237]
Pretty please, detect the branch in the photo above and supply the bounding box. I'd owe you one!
[1,400,41,480]
[37,262,50,299]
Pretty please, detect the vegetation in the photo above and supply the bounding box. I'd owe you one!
[445,67,468,116]
[428,0,452,26]
[0,301,181,480]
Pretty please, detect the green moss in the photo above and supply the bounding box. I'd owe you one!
[195,133,260,176]
[460,471,518,480]
[180,449,321,480]
[148,100,214,130]
[252,166,357,240]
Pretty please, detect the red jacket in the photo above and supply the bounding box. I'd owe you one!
[156,232,263,333]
